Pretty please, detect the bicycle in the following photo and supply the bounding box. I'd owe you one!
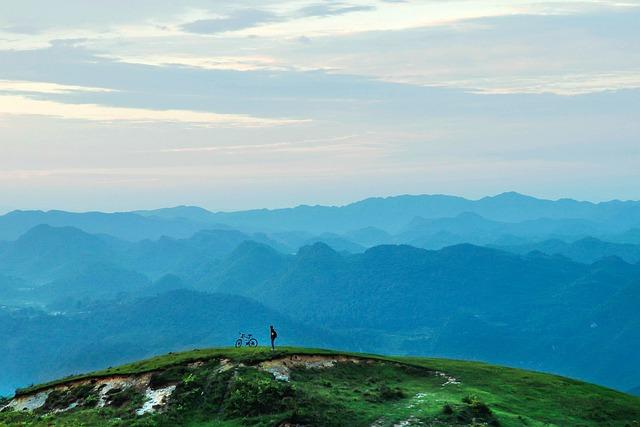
[235,333,258,348]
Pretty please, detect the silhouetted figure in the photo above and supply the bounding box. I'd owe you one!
[270,325,278,350]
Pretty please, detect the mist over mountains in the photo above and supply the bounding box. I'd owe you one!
[1,192,639,397]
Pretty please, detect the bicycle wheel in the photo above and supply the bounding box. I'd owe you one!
[235,339,243,348]
[247,338,258,347]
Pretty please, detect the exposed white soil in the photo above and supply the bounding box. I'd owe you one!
[136,385,176,416]
[406,392,430,409]
[258,354,371,382]
[393,416,423,426]
[435,371,460,386]
[3,390,51,412]
[216,358,234,373]
[1,372,176,416]
[95,374,152,408]
[371,416,424,427]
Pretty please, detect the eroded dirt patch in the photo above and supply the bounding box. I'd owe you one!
[258,354,372,381]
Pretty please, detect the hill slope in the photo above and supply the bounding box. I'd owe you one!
[1,348,638,427]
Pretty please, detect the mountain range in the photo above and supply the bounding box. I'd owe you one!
[1,192,640,398]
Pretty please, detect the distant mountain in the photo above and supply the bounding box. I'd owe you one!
[303,233,366,253]
[0,290,342,394]
[133,205,219,223]
[344,226,393,247]
[143,274,191,295]
[0,209,208,241]
[0,274,28,302]
[630,386,640,396]
[123,229,255,279]
[0,225,116,283]
[3,192,640,242]
[199,192,640,233]
[2,193,640,395]
[195,242,640,390]
[496,237,640,264]
[39,264,151,306]
[0,225,288,286]
[608,228,640,244]
[398,212,611,249]
[195,241,291,294]
[8,192,640,237]
[2,238,640,393]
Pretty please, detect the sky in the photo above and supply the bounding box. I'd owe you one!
[0,0,639,212]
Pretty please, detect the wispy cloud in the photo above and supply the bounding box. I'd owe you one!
[154,134,373,154]
[0,95,308,127]
[0,79,114,94]
[105,54,289,71]
[441,72,640,95]
[181,9,279,35]
[298,3,376,17]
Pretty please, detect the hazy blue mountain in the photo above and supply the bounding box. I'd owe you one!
[143,274,192,295]
[233,243,587,329]
[496,237,640,264]
[344,226,393,247]
[2,197,640,394]
[133,205,220,223]
[2,239,640,393]
[122,229,288,279]
[602,228,640,244]
[3,193,640,242]
[123,229,252,279]
[269,230,315,251]
[0,225,289,286]
[200,192,640,233]
[195,241,291,294]
[559,279,640,390]
[195,242,640,390]
[0,225,117,283]
[0,210,207,241]
[398,212,609,250]
[38,264,151,306]
[0,290,345,395]
[268,230,364,253]
[303,233,366,253]
[630,386,640,396]
[0,274,29,303]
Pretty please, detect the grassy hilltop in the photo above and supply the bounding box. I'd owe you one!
[1,347,639,427]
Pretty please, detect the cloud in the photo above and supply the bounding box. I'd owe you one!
[265,10,640,95]
[442,72,640,96]
[0,79,114,95]
[105,54,287,71]
[0,95,307,127]
[154,134,370,154]
[181,9,279,34]
[298,3,376,17]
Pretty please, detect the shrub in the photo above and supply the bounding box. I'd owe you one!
[149,366,189,390]
[40,384,98,412]
[457,395,500,426]
[224,373,295,417]
[104,387,144,409]
[367,384,406,402]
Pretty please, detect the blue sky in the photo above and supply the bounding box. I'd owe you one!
[0,0,638,212]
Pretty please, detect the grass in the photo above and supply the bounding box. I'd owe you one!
[3,347,640,426]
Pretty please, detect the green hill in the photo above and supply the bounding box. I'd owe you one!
[1,348,639,427]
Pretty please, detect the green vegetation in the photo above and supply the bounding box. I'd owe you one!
[2,347,640,426]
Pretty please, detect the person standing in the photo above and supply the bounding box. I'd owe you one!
[270,325,278,351]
